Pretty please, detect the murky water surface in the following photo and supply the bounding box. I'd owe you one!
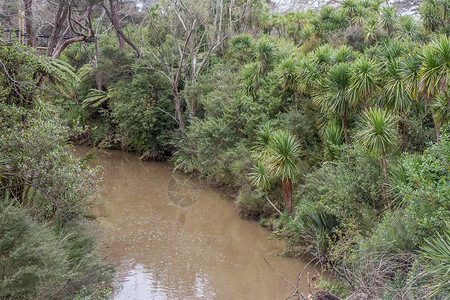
[84,148,316,299]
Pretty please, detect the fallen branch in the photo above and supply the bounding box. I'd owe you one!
[263,253,307,300]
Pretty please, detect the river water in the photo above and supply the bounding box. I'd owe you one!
[86,148,317,299]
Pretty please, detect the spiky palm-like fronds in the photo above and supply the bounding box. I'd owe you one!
[364,23,379,44]
[381,39,408,63]
[433,93,450,125]
[433,35,450,96]
[419,43,442,97]
[311,44,333,72]
[333,45,355,64]
[420,223,450,299]
[252,129,302,215]
[243,62,261,97]
[349,56,378,109]
[384,60,412,113]
[278,57,298,91]
[358,107,397,207]
[314,63,352,117]
[358,107,398,156]
[352,6,367,26]
[398,15,420,38]
[297,58,321,93]
[420,0,450,34]
[324,121,344,146]
[380,6,397,35]
[253,38,277,73]
[399,53,421,100]
[249,161,271,190]
[314,63,352,159]
[227,34,253,61]
[330,9,349,31]
[262,130,302,182]
[342,0,358,16]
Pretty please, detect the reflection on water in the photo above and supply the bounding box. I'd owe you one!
[82,148,317,299]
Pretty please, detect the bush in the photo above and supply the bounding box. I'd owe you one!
[279,206,339,260]
[361,210,416,253]
[0,203,114,299]
[0,104,100,220]
[108,70,176,156]
[235,185,273,220]
[394,134,450,244]
[297,144,383,227]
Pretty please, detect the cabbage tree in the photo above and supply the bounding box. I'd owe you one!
[358,107,398,209]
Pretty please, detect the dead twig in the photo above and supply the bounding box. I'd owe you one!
[263,253,307,300]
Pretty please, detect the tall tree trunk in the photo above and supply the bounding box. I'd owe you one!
[24,0,36,47]
[108,0,123,49]
[102,0,142,58]
[172,83,184,128]
[342,112,350,162]
[426,94,441,143]
[46,4,68,56]
[281,178,293,216]
[434,116,441,143]
[362,97,368,113]
[381,153,391,211]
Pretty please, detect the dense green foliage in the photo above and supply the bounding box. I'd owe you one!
[1,0,449,298]
[56,0,448,297]
[0,41,113,299]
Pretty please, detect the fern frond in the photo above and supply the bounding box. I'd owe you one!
[35,55,79,85]
[81,89,109,108]
[77,63,94,83]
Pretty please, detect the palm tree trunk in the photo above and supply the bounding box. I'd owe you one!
[434,119,441,143]
[342,112,350,162]
[294,91,299,111]
[426,95,441,142]
[382,153,391,211]
[281,178,293,215]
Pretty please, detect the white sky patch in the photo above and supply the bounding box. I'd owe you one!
[268,0,422,17]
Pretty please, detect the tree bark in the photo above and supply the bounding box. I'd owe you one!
[107,0,124,48]
[172,83,184,128]
[434,116,441,143]
[51,9,94,59]
[426,95,441,142]
[281,178,293,216]
[24,0,36,47]
[102,0,142,58]
[382,153,391,211]
[342,112,350,162]
[46,4,68,56]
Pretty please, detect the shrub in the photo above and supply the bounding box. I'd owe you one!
[297,144,384,226]
[282,207,339,260]
[393,134,450,243]
[362,210,417,253]
[0,203,114,299]
[0,104,100,220]
[235,185,273,220]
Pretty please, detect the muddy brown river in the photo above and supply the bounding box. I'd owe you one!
[85,148,317,299]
